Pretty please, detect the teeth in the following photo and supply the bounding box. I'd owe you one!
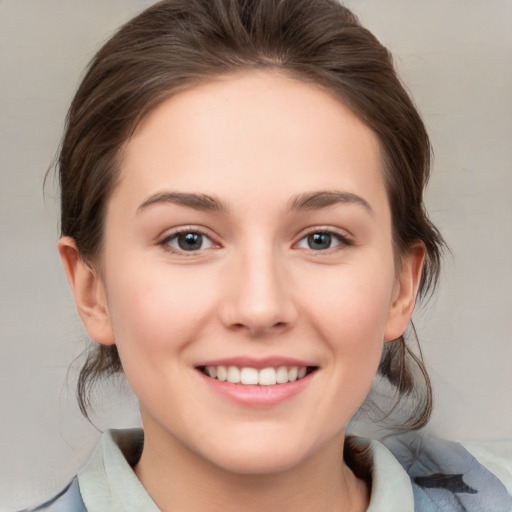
[203,365,312,385]
[240,367,259,385]
[217,366,227,382]
[227,366,241,383]
[259,367,277,386]
[276,366,288,384]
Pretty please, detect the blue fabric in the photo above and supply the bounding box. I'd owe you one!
[18,478,86,512]
[384,433,512,511]
[20,433,512,511]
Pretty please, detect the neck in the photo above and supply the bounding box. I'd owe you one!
[134,422,369,512]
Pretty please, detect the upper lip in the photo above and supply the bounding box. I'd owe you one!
[195,356,317,369]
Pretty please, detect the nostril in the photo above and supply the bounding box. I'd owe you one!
[229,321,287,334]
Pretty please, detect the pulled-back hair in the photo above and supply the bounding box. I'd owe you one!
[59,0,444,426]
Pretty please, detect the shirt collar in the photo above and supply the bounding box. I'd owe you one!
[78,428,159,512]
[78,428,414,512]
[347,436,414,512]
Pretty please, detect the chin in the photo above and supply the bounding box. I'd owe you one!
[211,447,308,475]
[197,429,332,476]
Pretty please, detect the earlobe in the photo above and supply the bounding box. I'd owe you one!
[58,237,115,346]
[384,242,426,342]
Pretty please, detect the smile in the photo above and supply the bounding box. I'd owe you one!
[199,365,316,385]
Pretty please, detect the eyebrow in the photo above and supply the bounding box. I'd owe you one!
[137,190,373,215]
[288,191,374,215]
[137,192,227,213]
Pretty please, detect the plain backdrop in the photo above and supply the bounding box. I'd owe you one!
[1,0,511,509]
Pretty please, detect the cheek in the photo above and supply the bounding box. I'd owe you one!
[303,267,395,346]
[104,261,218,361]
[298,258,396,395]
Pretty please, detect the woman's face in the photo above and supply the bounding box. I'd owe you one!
[65,71,422,474]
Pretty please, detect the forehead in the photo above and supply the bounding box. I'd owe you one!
[114,71,387,214]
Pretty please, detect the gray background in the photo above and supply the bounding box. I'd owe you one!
[1,0,511,509]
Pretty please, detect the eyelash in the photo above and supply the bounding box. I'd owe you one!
[159,228,217,255]
[295,229,353,252]
[159,227,353,255]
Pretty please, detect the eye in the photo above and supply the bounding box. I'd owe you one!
[296,231,349,251]
[162,230,215,253]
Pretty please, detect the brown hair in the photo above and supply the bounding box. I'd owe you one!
[59,0,444,426]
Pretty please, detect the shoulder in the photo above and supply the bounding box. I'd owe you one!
[16,477,86,512]
[14,429,144,512]
[461,439,512,497]
[383,433,512,512]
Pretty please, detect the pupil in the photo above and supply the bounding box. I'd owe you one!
[308,233,331,250]
[178,233,202,251]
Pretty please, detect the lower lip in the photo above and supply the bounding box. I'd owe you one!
[197,371,314,407]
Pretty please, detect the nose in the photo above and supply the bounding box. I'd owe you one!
[218,243,298,338]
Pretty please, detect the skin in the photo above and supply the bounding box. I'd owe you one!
[59,71,424,512]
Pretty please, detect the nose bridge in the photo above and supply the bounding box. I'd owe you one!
[220,236,296,336]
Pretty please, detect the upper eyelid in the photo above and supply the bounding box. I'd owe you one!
[160,226,216,241]
[157,225,353,247]
[159,227,220,252]
[293,229,355,253]
[295,226,353,242]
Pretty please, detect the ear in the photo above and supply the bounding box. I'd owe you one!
[384,242,426,342]
[58,237,115,346]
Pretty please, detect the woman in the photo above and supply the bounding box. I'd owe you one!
[20,0,512,510]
